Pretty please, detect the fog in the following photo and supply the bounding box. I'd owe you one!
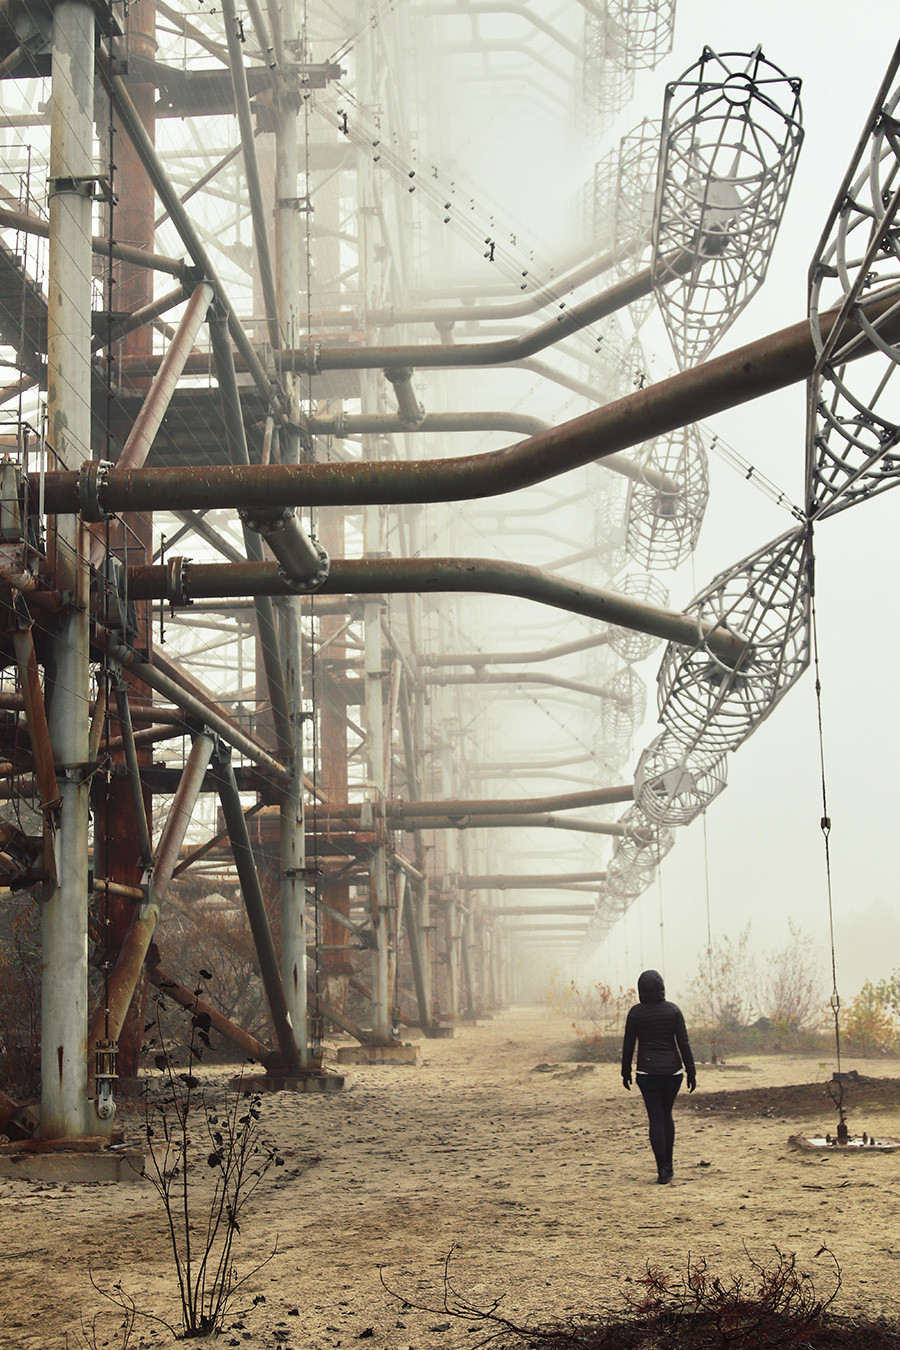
[401,0,897,1011]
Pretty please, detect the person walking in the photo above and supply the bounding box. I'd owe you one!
[621,969,696,1184]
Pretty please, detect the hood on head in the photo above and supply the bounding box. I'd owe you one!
[638,969,665,1003]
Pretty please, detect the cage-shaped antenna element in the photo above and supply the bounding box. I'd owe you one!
[635,730,728,827]
[807,49,900,520]
[601,665,647,754]
[605,0,675,72]
[591,121,660,328]
[582,10,635,128]
[656,528,811,754]
[615,802,676,868]
[608,573,670,664]
[652,47,803,368]
[625,425,709,571]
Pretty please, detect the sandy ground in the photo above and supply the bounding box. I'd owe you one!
[3,1008,900,1349]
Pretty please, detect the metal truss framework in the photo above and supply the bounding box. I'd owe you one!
[0,0,894,1145]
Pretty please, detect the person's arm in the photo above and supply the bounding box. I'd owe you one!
[621,1008,637,1089]
[675,1010,696,1091]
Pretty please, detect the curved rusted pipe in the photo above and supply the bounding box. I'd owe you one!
[43,292,898,520]
[126,556,747,665]
[291,254,687,372]
[306,410,674,492]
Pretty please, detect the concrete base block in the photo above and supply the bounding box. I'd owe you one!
[0,1138,145,1184]
[423,1024,455,1039]
[335,1042,418,1066]
[233,1071,345,1093]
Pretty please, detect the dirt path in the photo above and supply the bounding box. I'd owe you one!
[3,1008,899,1349]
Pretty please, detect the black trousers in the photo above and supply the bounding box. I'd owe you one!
[637,1076,681,1170]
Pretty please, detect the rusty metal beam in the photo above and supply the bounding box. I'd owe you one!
[149,964,275,1067]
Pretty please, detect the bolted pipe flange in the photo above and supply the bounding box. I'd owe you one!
[276,537,330,593]
[166,555,192,607]
[77,460,115,521]
[239,506,292,536]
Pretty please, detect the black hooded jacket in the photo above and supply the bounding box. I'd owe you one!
[621,970,695,1080]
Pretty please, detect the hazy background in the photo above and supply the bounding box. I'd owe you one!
[574,1,900,1008]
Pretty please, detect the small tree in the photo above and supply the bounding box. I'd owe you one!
[841,981,899,1055]
[689,925,756,1034]
[755,923,824,1032]
[138,981,281,1338]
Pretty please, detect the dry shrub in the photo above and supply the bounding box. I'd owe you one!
[383,1245,900,1350]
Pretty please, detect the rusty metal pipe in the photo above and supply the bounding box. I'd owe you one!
[307,410,673,492]
[47,292,900,517]
[303,783,632,820]
[418,632,611,666]
[457,872,609,888]
[10,626,59,811]
[381,813,626,836]
[422,669,629,698]
[0,204,188,277]
[291,252,688,371]
[494,904,597,916]
[149,964,275,1066]
[125,556,746,666]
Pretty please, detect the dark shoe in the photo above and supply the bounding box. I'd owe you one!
[657,1168,671,1184]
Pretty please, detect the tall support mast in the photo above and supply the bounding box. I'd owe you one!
[42,0,96,1138]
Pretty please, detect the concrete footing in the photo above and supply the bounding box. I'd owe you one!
[0,1137,145,1184]
[335,1042,418,1066]
[422,1024,455,1039]
[234,1071,345,1093]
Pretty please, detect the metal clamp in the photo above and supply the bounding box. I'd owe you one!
[166,555,192,607]
[77,460,114,521]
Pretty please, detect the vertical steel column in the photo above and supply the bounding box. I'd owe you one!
[398,690,436,1031]
[269,2,309,1066]
[41,0,95,1139]
[278,597,309,1066]
[364,595,392,1042]
[439,733,461,1023]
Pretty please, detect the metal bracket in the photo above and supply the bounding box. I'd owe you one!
[49,174,116,204]
[277,195,314,214]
